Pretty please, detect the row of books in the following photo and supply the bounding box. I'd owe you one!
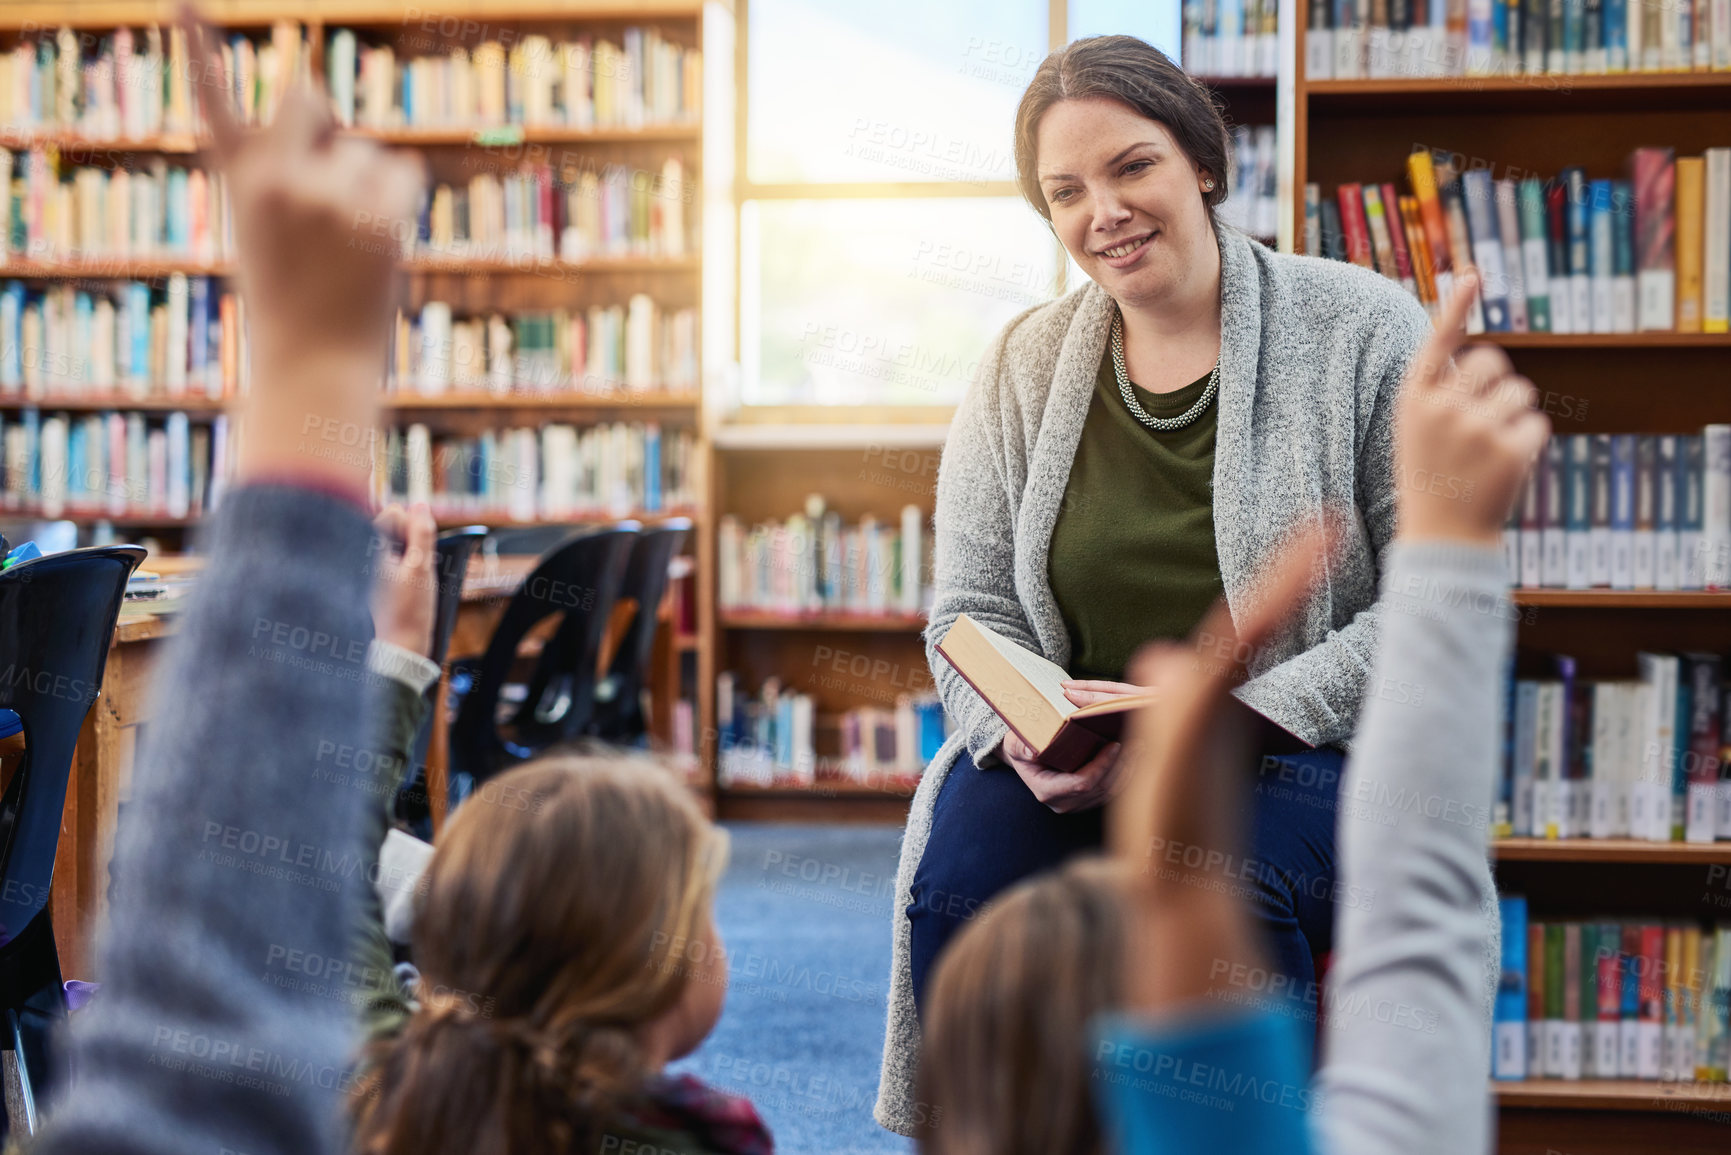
[377,421,696,521]
[714,673,948,787]
[0,408,232,518]
[0,278,246,399]
[327,27,700,131]
[0,24,305,141]
[1,149,233,266]
[414,157,688,263]
[1183,0,1282,76]
[391,297,697,395]
[1306,148,1730,334]
[1220,125,1280,240]
[1305,0,1731,78]
[1504,429,1731,591]
[1495,900,1731,1082]
[1501,652,1731,843]
[716,500,931,618]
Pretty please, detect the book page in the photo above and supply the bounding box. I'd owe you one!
[976,624,1076,718]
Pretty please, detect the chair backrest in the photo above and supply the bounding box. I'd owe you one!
[591,520,691,740]
[486,525,583,558]
[0,546,144,949]
[450,525,638,786]
[429,527,488,670]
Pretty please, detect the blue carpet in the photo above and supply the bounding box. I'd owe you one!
[668,823,916,1155]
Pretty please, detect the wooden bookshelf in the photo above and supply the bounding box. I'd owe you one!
[0,1,722,836]
[719,610,926,632]
[1294,34,1731,1144]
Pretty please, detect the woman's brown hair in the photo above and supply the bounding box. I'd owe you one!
[351,755,727,1155]
[916,856,1132,1155]
[1013,35,1231,220]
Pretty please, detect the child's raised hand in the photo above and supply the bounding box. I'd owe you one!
[1395,271,1552,547]
[182,5,423,492]
[185,8,422,366]
[1106,525,1330,1010]
[371,503,439,659]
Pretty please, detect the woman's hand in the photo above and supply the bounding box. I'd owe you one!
[1396,269,1552,547]
[1060,679,1152,709]
[999,730,1124,814]
[370,503,439,658]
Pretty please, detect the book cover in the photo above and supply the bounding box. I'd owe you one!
[1361,184,1403,282]
[1611,180,1638,331]
[1544,922,1567,1073]
[1590,432,1613,586]
[1496,895,1530,1079]
[1378,181,1417,294]
[1633,434,1657,590]
[1620,922,1642,1075]
[1610,433,1636,590]
[1440,172,1487,332]
[1337,183,1376,269]
[1565,433,1592,589]
[1400,195,1439,309]
[1462,170,1511,329]
[1706,149,1731,332]
[1675,154,1705,333]
[1704,424,1731,588]
[1564,167,1593,332]
[1495,178,1529,331]
[1639,924,1665,1077]
[1407,150,1456,301]
[1684,654,1722,843]
[1595,921,1622,1077]
[1656,433,1679,590]
[1531,919,1550,1076]
[1589,178,1616,333]
[1562,922,1585,1079]
[1542,434,1567,587]
[1546,180,1575,334]
[1514,680,1540,836]
[1632,146,1677,331]
[1680,433,1705,589]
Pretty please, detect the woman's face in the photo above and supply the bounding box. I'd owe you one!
[1035,97,1213,309]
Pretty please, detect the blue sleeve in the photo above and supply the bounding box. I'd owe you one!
[1091,1006,1318,1155]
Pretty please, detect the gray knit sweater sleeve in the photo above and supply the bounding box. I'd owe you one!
[1312,539,1510,1155]
[34,486,378,1155]
[925,318,1033,766]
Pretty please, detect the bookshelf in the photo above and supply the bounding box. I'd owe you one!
[706,443,935,821]
[1294,24,1731,1146]
[0,0,725,771]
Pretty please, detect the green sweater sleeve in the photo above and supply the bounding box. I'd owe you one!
[352,671,430,1044]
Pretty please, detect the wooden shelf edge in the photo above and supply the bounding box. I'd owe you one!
[1305,72,1731,96]
[718,610,927,631]
[1494,837,1731,863]
[1496,1078,1731,1110]
[1513,590,1731,608]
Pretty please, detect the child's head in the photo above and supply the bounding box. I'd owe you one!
[917,856,1130,1155]
[353,755,729,1155]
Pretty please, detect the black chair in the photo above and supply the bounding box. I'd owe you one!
[588,520,691,743]
[447,525,638,800]
[485,525,584,558]
[393,527,488,836]
[0,544,144,1139]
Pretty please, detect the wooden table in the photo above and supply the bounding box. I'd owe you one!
[48,554,541,981]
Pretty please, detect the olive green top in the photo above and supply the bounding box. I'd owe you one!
[1047,351,1223,681]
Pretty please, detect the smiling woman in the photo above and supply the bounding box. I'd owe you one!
[873,34,1502,1141]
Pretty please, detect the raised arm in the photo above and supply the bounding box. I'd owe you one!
[33,15,423,1153]
[1311,282,1547,1155]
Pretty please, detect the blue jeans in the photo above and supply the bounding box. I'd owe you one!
[907,745,1345,1021]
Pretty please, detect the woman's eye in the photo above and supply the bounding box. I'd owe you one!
[1050,188,1076,203]
[1123,160,1151,175]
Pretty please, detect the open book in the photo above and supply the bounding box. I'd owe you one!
[934,614,1156,772]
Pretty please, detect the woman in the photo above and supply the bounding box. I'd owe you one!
[876,35,1447,1134]
[917,278,1541,1155]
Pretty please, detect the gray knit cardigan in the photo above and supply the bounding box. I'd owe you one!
[875,225,1501,1134]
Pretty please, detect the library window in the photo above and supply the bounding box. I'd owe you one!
[736,0,1181,411]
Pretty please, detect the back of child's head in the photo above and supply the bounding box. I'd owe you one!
[352,754,728,1155]
[917,855,1131,1155]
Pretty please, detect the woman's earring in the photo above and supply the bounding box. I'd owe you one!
[1202,178,1216,191]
